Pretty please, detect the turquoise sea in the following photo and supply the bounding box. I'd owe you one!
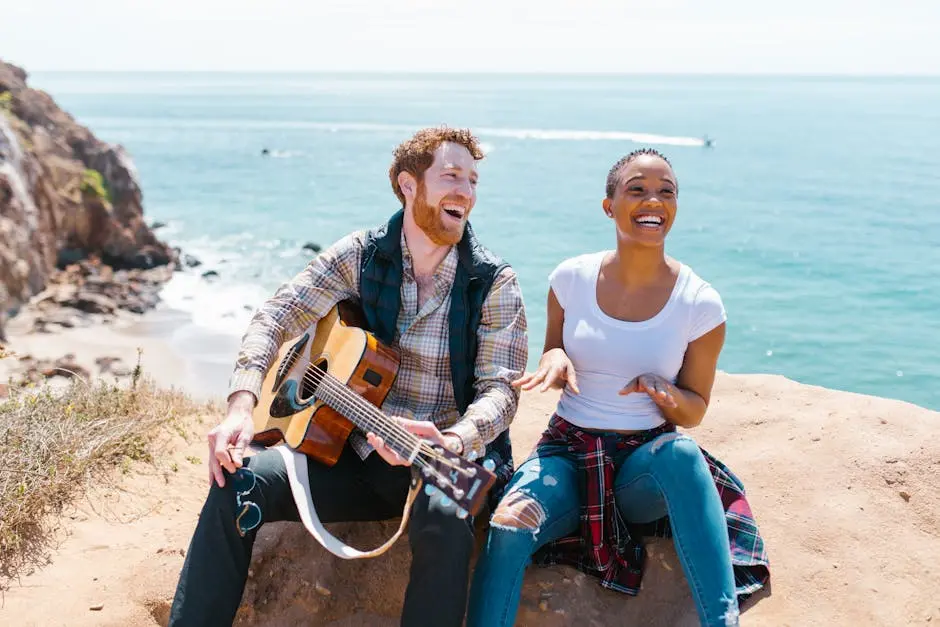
[28,72,940,410]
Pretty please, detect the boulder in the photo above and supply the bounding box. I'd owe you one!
[234,376,940,626]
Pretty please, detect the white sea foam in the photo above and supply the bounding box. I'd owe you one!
[84,118,706,147]
[159,235,280,338]
[161,271,270,337]
[477,126,705,147]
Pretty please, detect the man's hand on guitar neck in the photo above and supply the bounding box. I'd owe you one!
[367,418,464,467]
[208,391,257,488]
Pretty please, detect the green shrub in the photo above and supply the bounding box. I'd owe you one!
[80,168,110,201]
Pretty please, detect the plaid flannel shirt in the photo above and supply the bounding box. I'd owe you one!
[532,414,770,599]
[229,229,528,459]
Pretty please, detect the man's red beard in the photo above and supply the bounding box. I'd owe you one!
[412,179,468,246]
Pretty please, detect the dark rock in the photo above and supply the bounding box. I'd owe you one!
[94,356,122,373]
[302,242,322,254]
[56,248,87,269]
[39,357,90,380]
[202,270,220,281]
[182,254,202,268]
[34,310,82,328]
[73,292,117,314]
[123,298,149,314]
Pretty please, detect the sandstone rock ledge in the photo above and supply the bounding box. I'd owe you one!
[226,376,940,626]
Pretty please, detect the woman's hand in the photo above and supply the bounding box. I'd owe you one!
[619,373,679,408]
[512,348,580,394]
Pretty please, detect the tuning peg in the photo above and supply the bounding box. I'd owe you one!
[424,484,437,497]
[456,507,469,520]
[440,495,453,508]
[483,459,496,472]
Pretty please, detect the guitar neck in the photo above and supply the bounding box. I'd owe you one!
[312,373,422,460]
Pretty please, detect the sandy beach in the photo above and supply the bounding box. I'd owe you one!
[1,304,241,401]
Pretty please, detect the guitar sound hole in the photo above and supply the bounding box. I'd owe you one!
[300,359,328,401]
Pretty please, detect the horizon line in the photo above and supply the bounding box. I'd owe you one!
[18,68,940,79]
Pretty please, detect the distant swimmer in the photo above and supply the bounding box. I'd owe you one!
[261,148,270,156]
[702,136,714,148]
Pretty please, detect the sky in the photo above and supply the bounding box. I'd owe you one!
[2,0,939,74]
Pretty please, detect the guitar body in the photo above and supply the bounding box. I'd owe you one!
[251,301,496,516]
[251,302,400,466]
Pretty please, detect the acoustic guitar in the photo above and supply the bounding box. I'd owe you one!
[251,301,496,517]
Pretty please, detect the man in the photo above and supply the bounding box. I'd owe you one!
[169,126,528,626]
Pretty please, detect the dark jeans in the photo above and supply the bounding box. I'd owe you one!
[168,444,476,627]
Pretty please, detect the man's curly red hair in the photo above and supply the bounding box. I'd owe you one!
[389,126,484,207]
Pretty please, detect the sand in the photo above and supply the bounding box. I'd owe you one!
[0,305,240,400]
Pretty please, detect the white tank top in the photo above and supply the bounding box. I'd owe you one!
[550,252,727,431]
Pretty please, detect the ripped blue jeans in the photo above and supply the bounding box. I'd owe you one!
[466,432,738,627]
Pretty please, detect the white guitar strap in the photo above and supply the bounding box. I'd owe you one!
[273,445,422,559]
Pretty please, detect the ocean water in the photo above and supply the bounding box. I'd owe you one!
[28,72,940,410]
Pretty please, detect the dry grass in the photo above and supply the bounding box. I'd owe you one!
[0,370,209,587]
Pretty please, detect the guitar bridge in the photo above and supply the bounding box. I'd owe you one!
[362,368,383,387]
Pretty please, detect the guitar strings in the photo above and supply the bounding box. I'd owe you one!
[296,367,453,483]
[298,365,471,475]
[265,304,475,476]
[300,365,425,456]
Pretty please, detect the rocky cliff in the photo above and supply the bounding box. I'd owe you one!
[0,60,172,325]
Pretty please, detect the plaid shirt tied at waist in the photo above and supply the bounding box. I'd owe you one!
[532,415,770,599]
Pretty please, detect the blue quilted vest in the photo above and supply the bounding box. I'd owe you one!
[359,210,515,505]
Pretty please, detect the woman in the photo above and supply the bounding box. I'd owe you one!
[466,149,769,627]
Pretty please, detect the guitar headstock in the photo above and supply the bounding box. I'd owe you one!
[418,446,496,517]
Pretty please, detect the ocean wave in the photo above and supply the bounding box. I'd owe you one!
[477,127,705,146]
[158,234,283,337]
[85,118,706,147]
[161,271,270,337]
[266,150,305,158]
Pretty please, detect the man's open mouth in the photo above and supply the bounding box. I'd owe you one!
[442,203,466,220]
